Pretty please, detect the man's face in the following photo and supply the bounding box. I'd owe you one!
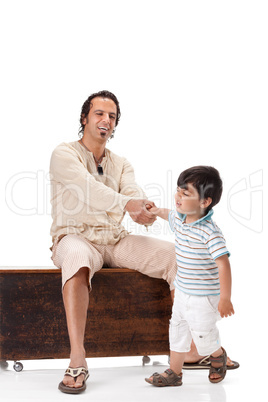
[83,97,117,142]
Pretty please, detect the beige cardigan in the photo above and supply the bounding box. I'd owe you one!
[50,141,146,245]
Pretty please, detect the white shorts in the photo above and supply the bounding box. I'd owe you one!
[169,288,222,356]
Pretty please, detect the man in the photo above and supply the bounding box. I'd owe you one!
[50,90,238,394]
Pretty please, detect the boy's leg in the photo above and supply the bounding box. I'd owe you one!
[170,350,186,375]
[146,288,190,385]
[189,295,228,381]
[146,350,185,384]
[209,347,227,382]
[112,235,236,367]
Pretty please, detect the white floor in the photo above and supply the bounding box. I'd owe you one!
[0,354,260,402]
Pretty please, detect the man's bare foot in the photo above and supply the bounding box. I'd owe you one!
[184,355,234,367]
[226,356,235,367]
[62,353,88,389]
[184,342,235,368]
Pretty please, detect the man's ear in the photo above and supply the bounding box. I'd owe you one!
[200,197,212,210]
[81,114,88,125]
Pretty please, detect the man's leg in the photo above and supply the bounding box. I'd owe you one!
[112,235,177,290]
[52,234,104,389]
[62,267,89,389]
[185,340,206,363]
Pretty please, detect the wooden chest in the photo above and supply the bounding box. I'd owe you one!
[0,268,172,369]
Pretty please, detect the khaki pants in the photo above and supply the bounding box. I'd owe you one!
[52,234,177,291]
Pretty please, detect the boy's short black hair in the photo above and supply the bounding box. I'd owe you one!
[177,166,223,212]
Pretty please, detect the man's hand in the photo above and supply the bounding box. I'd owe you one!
[145,204,158,214]
[125,199,157,225]
[218,298,235,318]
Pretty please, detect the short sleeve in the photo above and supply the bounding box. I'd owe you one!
[206,230,230,260]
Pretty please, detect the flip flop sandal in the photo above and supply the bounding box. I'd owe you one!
[208,347,227,384]
[58,366,89,394]
[145,369,183,387]
[183,355,239,370]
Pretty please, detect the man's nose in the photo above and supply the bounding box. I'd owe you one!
[102,113,110,124]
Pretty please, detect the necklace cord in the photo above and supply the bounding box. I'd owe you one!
[79,140,104,175]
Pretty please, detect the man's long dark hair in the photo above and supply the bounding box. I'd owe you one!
[78,90,121,138]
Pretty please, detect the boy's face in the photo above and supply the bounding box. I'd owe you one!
[174,183,212,222]
[175,183,201,216]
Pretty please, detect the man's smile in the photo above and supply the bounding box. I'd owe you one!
[98,126,109,135]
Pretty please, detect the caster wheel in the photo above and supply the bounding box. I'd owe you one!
[0,361,9,370]
[13,361,23,372]
[142,356,151,366]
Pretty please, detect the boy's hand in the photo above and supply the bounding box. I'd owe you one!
[145,205,170,221]
[145,204,159,215]
[218,298,235,318]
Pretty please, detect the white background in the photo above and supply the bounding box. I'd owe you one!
[0,0,267,399]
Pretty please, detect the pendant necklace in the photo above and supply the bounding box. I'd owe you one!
[93,155,104,175]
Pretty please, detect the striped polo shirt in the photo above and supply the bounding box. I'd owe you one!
[169,209,230,296]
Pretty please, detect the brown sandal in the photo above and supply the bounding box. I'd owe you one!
[183,354,239,370]
[209,348,227,383]
[58,366,89,394]
[145,369,183,387]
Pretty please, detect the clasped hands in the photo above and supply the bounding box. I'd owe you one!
[124,199,157,225]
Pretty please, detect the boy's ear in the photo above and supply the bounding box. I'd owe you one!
[200,197,212,209]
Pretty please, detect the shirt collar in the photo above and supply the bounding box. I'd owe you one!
[177,209,214,225]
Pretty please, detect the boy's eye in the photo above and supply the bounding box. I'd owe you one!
[177,187,189,196]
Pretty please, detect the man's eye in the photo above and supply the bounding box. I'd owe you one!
[110,115,115,120]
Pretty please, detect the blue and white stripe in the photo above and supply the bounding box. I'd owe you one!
[169,209,230,296]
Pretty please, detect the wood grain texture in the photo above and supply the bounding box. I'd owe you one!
[0,268,172,361]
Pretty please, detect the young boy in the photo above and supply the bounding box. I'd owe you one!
[145,166,234,387]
